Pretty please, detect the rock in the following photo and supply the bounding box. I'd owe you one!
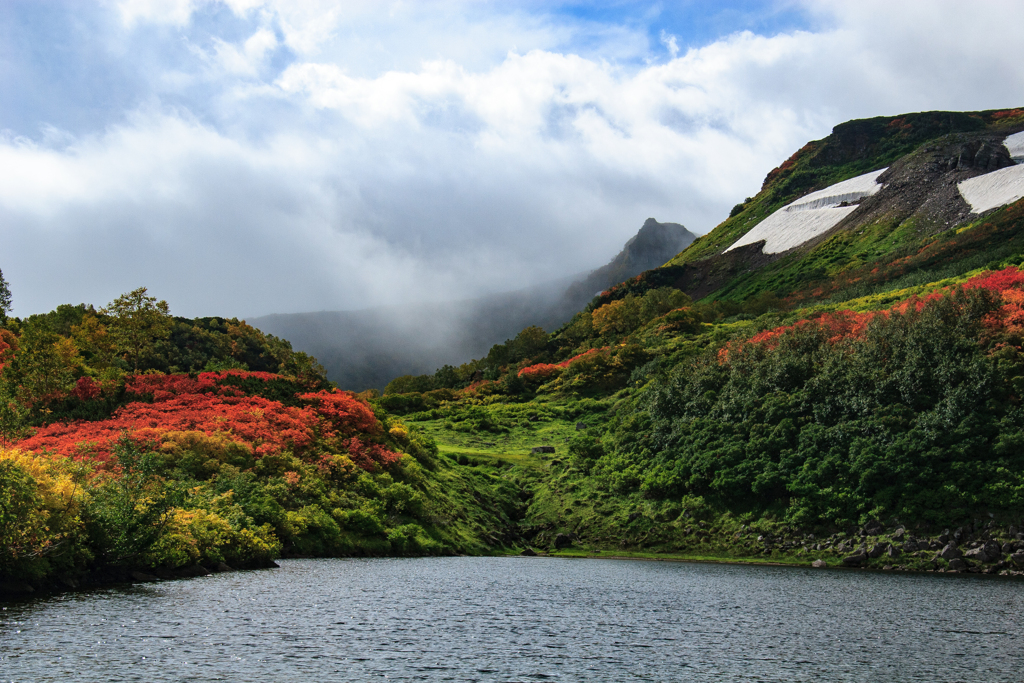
[948,558,968,572]
[177,564,211,578]
[938,530,950,544]
[628,512,643,522]
[984,540,1003,560]
[130,571,160,582]
[842,549,868,567]
[1003,542,1015,554]
[868,543,886,559]
[0,581,35,594]
[864,520,884,535]
[553,533,573,549]
[1011,551,1024,567]
[892,528,905,540]
[576,422,586,431]
[1009,525,1018,537]
[531,446,555,454]
[812,559,827,568]
[58,576,79,589]
[886,544,901,558]
[882,564,894,570]
[964,547,989,563]
[902,540,918,553]
[939,543,962,561]
[213,562,233,573]
[520,547,537,556]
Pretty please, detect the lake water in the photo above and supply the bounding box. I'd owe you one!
[1,557,1022,682]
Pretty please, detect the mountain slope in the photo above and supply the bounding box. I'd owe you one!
[378,107,1024,573]
[252,218,694,391]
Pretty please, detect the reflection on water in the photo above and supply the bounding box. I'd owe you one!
[1,557,1022,681]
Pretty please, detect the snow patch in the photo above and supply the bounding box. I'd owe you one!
[725,169,886,254]
[1005,130,1024,164]
[958,164,1024,214]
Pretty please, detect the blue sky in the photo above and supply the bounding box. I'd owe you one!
[0,1,1021,318]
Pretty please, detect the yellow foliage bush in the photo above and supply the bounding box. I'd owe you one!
[147,506,280,568]
[0,449,90,578]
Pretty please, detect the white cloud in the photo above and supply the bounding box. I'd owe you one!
[3,1,1023,319]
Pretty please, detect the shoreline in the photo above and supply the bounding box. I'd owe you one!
[505,548,1024,578]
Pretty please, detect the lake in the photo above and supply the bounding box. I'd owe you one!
[1,557,1022,681]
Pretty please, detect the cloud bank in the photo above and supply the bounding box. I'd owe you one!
[1,0,1022,317]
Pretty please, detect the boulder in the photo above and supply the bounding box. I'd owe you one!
[213,562,233,573]
[868,543,886,559]
[864,520,884,535]
[1011,551,1024,567]
[902,540,919,553]
[842,549,868,567]
[130,571,160,583]
[984,540,1003,560]
[576,422,586,431]
[892,528,906,541]
[885,544,901,559]
[0,581,35,594]
[1003,542,1015,555]
[553,533,573,549]
[520,547,537,556]
[939,543,962,561]
[964,547,990,563]
[177,564,211,578]
[811,559,827,568]
[531,446,556,454]
[948,558,968,572]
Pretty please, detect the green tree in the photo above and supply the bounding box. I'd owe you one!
[91,433,176,565]
[0,267,11,321]
[102,287,173,372]
[0,385,29,447]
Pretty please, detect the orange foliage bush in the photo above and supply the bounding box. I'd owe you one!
[17,371,400,471]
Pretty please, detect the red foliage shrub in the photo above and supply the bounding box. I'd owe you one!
[299,390,380,437]
[518,348,605,379]
[723,267,1024,364]
[70,377,101,401]
[18,371,399,471]
[0,329,17,372]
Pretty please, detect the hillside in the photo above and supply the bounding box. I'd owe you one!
[6,107,1024,593]
[251,218,694,391]
[373,107,1024,575]
[0,291,520,589]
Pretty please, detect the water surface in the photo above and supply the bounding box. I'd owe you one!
[2,557,1022,681]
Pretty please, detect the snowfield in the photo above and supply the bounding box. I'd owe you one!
[957,132,1024,214]
[726,169,886,254]
[1005,130,1024,163]
[958,164,1024,214]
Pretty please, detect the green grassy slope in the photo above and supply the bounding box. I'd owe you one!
[375,108,1024,574]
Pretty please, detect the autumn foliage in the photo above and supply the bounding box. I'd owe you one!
[719,267,1024,363]
[518,348,605,380]
[16,370,400,470]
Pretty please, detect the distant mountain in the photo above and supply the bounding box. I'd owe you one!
[553,218,695,321]
[250,218,695,390]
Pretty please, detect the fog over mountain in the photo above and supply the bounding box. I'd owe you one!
[252,218,695,390]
